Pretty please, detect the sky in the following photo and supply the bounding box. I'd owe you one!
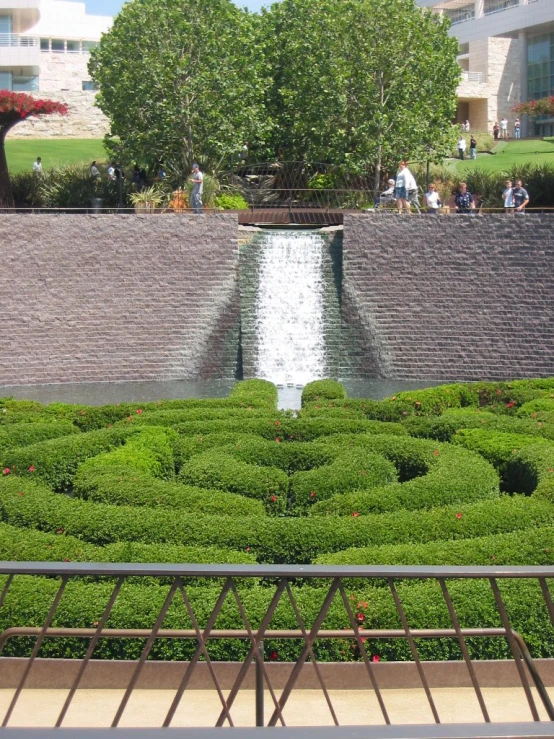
[86,0,269,17]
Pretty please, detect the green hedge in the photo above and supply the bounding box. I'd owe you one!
[73,463,264,516]
[301,380,347,407]
[0,427,138,491]
[215,438,337,474]
[0,421,80,452]
[310,443,499,516]
[179,451,288,513]
[0,576,552,663]
[1,476,553,563]
[290,449,398,511]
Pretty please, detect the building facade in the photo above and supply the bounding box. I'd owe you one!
[0,0,112,137]
[417,0,554,136]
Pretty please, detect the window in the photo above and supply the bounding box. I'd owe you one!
[82,80,99,91]
[0,14,12,45]
[40,38,49,51]
[66,39,80,53]
[51,38,64,52]
[0,71,11,90]
[12,75,39,91]
[445,5,475,25]
[82,40,98,52]
[484,0,519,13]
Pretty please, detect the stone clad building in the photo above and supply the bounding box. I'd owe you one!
[417,0,554,136]
[0,0,112,138]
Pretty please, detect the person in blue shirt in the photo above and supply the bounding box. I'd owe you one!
[454,182,475,214]
[512,179,529,214]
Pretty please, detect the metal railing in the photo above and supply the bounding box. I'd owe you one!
[0,563,553,729]
[0,34,38,47]
[460,71,486,84]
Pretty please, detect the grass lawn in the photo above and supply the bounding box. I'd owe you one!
[5,139,106,174]
[452,138,554,174]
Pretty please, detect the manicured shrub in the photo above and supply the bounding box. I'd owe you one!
[503,444,554,501]
[228,379,278,408]
[301,380,346,407]
[310,444,499,516]
[0,427,138,491]
[290,449,398,511]
[179,451,288,513]
[517,397,554,421]
[216,438,336,474]
[0,421,80,452]
[73,463,264,516]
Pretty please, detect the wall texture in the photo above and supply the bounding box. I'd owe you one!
[342,213,554,381]
[0,214,240,385]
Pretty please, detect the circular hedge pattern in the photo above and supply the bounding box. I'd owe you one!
[1,377,554,663]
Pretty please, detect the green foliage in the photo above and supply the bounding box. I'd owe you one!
[89,0,270,175]
[0,421,80,453]
[38,165,122,208]
[301,380,346,407]
[215,192,249,210]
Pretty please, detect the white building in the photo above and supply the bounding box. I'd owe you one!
[417,0,554,136]
[0,0,112,137]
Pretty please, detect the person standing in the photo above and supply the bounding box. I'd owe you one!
[464,119,470,132]
[394,161,417,215]
[512,179,529,214]
[493,122,500,141]
[32,157,42,174]
[424,183,442,214]
[500,117,508,140]
[503,179,514,214]
[514,118,521,139]
[90,161,100,179]
[455,182,475,214]
[107,162,116,181]
[469,136,477,160]
[457,136,466,161]
[190,163,204,214]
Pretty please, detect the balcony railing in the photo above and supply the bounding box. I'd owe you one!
[0,34,38,47]
[460,70,486,83]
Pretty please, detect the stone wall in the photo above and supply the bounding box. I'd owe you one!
[7,91,109,139]
[342,213,554,381]
[0,214,240,385]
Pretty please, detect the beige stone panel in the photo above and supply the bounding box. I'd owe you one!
[7,91,109,139]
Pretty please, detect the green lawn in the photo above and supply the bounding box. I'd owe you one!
[453,139,554,174]
[5,139,106,174]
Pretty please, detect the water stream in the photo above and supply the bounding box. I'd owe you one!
[254,230,329,386]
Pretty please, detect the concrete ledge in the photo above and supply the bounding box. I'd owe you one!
[1,658,553,690]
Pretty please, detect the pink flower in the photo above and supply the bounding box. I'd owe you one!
[352,511,359,518]
[275,437,281,443]
[455,512,463,520]
[310,491,316,498]
[28,466,35,473]
[270,495,277,502]
[246,546,251,553]
[274,420,280,427]
[136,409,143,414]
[433,450,439,457]
[356,612,365,622]
[372,655,380,663]
[2,468,10,475]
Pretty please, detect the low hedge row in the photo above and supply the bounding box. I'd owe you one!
[1,476,553,563]
[73,464,264,516]
[179,451,288,513]
[0,421,80,452]
[0,427,138,491]
[310,443,499,516]
[315,525,554,568]
[214,438,336,474]
[0,575,552,663]
[301,380,346,407]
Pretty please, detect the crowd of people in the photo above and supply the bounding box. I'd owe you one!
[376,162,531,215]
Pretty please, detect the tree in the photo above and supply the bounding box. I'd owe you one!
[0,91,67,207]
[514,97,554,117]
[89,0,271,177]
[260,0,460,191]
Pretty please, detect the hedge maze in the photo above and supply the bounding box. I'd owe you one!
[1,377,554,663]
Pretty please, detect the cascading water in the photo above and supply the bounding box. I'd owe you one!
[254,230,328,386]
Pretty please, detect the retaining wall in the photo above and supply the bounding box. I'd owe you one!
[0,214,240,386]
[342,213,554,380]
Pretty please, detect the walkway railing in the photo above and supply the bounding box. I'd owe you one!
[0,563,553,729]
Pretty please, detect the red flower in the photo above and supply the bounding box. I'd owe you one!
[269,650,278,661]
[56,528,64,534]
[136,409,143,414]
[270,495,277,502]
[310,491,316,498]
[352,511,359,518]
[433,450,439,456]
[246,547,251,553]
[28,466,35,473]
[372,655,380,663]
[356,612,365,622]
[275,437,281,443]
[358,601,368,609]
[455,512,463,520]
[64,558,70,562]
[2,468,10,475]
[402,411,408,416]
[506,401,515,409]
[17,491,24,496]
[274,420,280,426]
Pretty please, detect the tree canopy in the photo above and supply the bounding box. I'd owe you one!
[0,91,67,207]
[89,0,271,176]
[260,0,460,188]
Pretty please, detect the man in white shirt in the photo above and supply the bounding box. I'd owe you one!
[191,163,203,214]
[457,136,466,160]
[500,117,508,140]
[32,157,42,174]
[394,161,417,215]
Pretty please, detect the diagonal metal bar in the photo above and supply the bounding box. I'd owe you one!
[0,575,14,610]
[388,579,440,724]
[2,575,69,727]
[216,578,289,728]
[488,577,540,722]
[438,578,490,723]
[226,579,287,726]
[55,576,125,727]
[162,579,235,728]
[337,581,391,725]
[111,577,180,727]
[538,577,554,629]
[285,582,338,726]
[268,578,341,727]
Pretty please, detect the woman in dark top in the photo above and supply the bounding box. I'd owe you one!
[455,182,475,214]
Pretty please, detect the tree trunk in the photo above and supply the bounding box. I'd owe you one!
[373,140,383,199]
[0,131,14,209]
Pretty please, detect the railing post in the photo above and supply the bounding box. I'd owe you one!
[255,639,264,727]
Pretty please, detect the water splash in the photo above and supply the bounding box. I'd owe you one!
[254,230,328,386]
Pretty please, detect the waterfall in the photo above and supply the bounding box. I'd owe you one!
[254,230,328,386]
